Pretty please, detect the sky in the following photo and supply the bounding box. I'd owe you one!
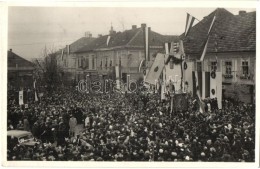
[8,7,256,60]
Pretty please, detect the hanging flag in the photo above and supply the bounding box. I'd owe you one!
[145,53,165,85]
[67,45,70,55]
[139,59,145,72]
[170,97,174,113]
[19,90,24,105]
[164,42,171,55]
[34,79,38,102]
[184,13,195,37]
[61,49,64,61]
[199,14,216,61]
[161,83,166,100]
[192,71,205,113]
[115,65,120,90]
[106,35,111,46]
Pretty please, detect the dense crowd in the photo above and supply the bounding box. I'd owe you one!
[7,86,255,162]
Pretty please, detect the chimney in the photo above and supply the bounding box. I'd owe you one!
[9,49,12,52]
[141,23,146,28]
[239,10,246,15]
[85,31,92,38]
[132,25,137,29]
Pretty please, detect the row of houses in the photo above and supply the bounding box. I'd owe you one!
[57,8,255,103]
[57,24,178,84]
[8,8,255,104]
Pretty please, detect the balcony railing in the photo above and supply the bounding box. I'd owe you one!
[223,74,233,79]
[239,74,251,80]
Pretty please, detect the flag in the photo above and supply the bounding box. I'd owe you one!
[127,75,130,92]
[142,26,151,61]
[61,49,64,61]
[67,45,70,55]
[170,97,174,113]
[199,14,216,61]
[106,35,111,46]
[185,13,195,37]
[34,79,39,101]
[145,53,165,85]
[192,71,205,113]
[164,42,171,55]
[138,59,145,72]
[19,90,24,105]
[161,83,166,100]
[115,65,120,89]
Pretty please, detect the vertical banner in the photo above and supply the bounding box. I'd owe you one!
[161,83,166,100]
[197,71,202,97]
[216,72,222,109]
[210,72,217,98]
[127,74,130,92]
[205,72,211,98]
[19,90,24,105]
[184,62,193,93]
[33,80,38,102]
[67,45,70,55]
[115,66,120,90]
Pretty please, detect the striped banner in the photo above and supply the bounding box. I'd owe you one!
[200,14,216,61]
[185,13,195,37]
[106,35,111,46]
[164,42,171,55]
[33,79,38,102]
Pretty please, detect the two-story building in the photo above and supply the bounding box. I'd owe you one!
[57,33,95,85]
[74,24,177,85]
[8,49,35,90]
[181,8,255,103]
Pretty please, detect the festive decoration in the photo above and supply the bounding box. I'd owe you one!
[211,89,215,95]
[154,66,159,72]
[211,71,216,79]
[184,62,188,70]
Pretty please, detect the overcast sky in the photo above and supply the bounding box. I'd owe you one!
[8,7,255,60]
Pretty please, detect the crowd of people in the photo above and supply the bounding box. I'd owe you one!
[7,86,255,162]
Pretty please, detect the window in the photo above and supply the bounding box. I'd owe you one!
[242,60,249,76]
[100,60,102,70]
[92,56,95,69]
[85,57,89,70]
[119,57,121,66]
[211,61,217,71]
[196,62,202,72]
[225,61,232,75]
[105,58,108,69]
[110,60,112,67]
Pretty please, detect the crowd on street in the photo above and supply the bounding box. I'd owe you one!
[7,86,255,162]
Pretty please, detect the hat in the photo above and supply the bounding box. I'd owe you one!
[171,152,177,156]
[159,149,163,153]
[201,152,205,157]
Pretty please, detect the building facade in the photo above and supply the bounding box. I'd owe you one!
[74,24,177,87]
[181,8,256,103]
[8,49,35,90]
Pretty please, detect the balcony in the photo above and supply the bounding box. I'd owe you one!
[223,74,233,79]
[239,74,251,80]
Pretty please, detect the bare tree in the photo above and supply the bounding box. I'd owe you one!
[33,45,64,92]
